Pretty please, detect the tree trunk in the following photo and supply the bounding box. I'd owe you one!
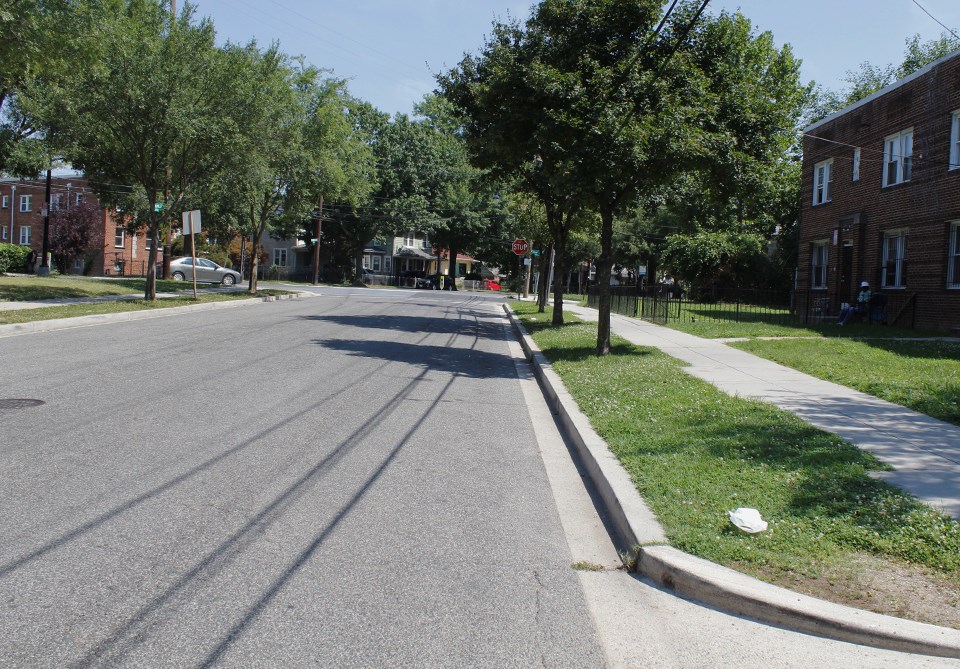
[248,230,259,293]
[551,224,570,325]
[145,222,158,301]
[537,243,552,313]
[446,244,458,291]
[596,205,614,356]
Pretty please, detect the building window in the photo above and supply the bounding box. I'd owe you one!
[421,235,430,249]
[114,225,125,248]
[131,233,138,259]
[51,194,62,211]
[811,241,828,289]
[883,129,913,187]
[19,195,31,212]
[76,193,83,206]
[1,226,6,241]
[950,111,960,171]
[1,195,8,209]
[852,148,861,181]
[273,248,287,266]
[384,257,392,273]
[812,159,833,205]
[19,226,31,246]
[882,230,908,288]
[404,231,415,247]
[949,222,960,289]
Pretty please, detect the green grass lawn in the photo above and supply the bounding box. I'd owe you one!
[732,337,960,426]
[0,290,289,325]
[0,275,192,301]
[511,302,960,591]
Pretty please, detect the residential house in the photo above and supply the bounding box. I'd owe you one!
[799,48,960,333]
[0,173,162,276]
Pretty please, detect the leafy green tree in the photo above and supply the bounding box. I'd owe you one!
[27,0,247,299]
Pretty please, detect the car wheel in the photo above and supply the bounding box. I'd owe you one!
[172,271,185,281]
[221,274,236,286]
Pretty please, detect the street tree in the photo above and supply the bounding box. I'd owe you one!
[48,200,102,273]
[28,0,247,300]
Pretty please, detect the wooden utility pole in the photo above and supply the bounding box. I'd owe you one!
[312,197,323,285]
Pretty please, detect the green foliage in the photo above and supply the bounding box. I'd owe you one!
[0,243,30,273]
[660,229,766,289]
[809,33,960,122]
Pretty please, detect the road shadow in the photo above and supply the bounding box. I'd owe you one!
[313,338,517,379]
[303,313,505,338]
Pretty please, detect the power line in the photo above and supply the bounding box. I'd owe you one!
[910,0,960,41]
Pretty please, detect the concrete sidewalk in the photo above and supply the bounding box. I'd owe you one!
[564,302,960,520]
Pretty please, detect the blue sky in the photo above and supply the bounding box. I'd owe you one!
[192,0,960,117]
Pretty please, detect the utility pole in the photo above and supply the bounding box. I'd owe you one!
[37,167,52,276]
[161,0,176,280]
[312,196,323,285]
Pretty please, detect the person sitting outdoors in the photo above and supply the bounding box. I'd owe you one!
[837,281,872,325]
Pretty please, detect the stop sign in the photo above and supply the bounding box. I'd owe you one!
[512,238,529,255]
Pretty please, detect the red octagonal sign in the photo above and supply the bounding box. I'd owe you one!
[512,238,529,255]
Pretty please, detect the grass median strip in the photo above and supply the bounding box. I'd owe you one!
[0,275,194,300]
[513,302,960,626]
[0,290,290,325]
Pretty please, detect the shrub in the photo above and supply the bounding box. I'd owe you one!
[0,243,30,273]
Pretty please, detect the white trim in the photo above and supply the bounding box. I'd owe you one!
[811,240,829,289]
[852,148,861,181]
[949,221,960,289]
[950,110,960,172]
[114,225,125,248]
[19,195,31,212]
[882,129,913,187]
[881,229,908,288]
[1,195,7,209]
[812,158,833,205]
[273,247,287,267]
[19,226,31,246]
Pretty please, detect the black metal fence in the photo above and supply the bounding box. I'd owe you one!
[587,286,918,329]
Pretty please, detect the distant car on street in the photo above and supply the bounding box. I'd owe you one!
[482,278,501,291]
[169,257,241,285]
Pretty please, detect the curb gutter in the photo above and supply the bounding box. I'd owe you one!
[0,292,307,338]
[503,304,960,659]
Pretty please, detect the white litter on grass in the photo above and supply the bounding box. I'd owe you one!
[728,507,768,534]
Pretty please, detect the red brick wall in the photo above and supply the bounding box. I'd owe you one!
[800,51,960,333]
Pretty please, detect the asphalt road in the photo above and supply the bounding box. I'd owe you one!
[2,285,957,669]
[0,287,604,667]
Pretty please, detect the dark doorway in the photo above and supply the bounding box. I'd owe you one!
[839,243,853,302]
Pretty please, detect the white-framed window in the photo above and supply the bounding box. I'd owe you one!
[384,257,392,273]
[273,248,287,266]
[421,235,430,249]
[403,231,415,247]
[811,241,829,289]
[852,148,861,181]
[19,226,31,246]
[1,195,8,209]
[882,229,908,288]
[883,129,913,187]
[131,233,138,259]
[372,255,381,272]
[75,193,83,206]
[812,159,833,205]
[1,226,6,241]
[51,194,62,211]
[948,222,960,289]
[950,111,960,171]
[19,195,31,212]
[114,225,125,248]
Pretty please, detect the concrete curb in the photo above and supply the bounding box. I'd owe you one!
[0,291,308,338]
[503,304,960,659]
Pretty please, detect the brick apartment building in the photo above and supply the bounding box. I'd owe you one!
[799,48,960,333]
[0,173,161,276]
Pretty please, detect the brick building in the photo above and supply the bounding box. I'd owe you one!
[0,173,161,276]
[799,48,960,333]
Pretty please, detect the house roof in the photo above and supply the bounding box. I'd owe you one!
[804,46,960,133]
[395,246,435,260]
